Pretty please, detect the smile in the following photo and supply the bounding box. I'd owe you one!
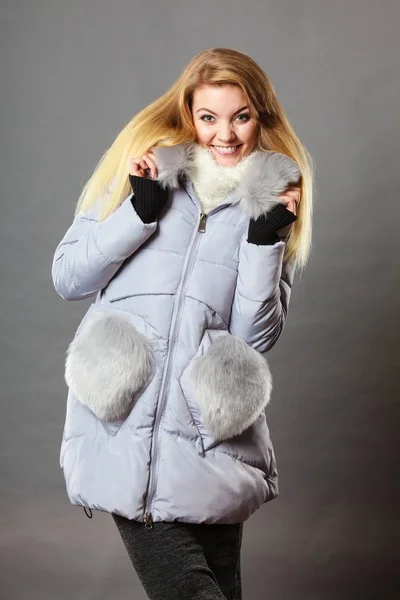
[211,145,242,155]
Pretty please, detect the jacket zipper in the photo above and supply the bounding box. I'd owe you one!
[198,212,207,232]
[142,199,229,529]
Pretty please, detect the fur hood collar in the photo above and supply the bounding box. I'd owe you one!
[151,142,301,220]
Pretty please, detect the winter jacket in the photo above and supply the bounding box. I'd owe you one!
[51,142,300,526]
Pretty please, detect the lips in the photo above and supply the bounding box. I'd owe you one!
[210,144,242,155]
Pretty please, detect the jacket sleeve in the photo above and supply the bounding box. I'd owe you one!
[51,195,157,301]
[228,238,297,353]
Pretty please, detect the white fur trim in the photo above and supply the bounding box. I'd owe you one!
[65,310,155,421]
[183,144,254,213]
[190,334,273,441]
[152,142,301,219]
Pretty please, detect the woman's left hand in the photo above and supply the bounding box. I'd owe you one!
[279,185,301,215]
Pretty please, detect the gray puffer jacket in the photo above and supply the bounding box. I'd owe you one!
[51,142,300,527]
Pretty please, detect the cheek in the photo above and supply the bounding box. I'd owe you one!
[241,122,258,144]
[194,122,212,143]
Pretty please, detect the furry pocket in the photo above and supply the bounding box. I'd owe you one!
[180,329,273,443]
[65,304,155,422]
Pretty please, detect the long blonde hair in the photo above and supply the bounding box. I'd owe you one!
[76,47,315,269]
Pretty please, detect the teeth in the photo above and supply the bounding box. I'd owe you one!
[212,145,240,154]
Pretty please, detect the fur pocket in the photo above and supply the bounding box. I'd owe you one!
[65,304,155,422]
[180,330,273,443]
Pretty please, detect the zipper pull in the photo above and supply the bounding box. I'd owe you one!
[144,512,153,529]
[198,212,207,233]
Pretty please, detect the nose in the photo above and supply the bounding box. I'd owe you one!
[216,121,238,144]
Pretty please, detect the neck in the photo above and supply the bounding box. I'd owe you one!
[185,144,255,213]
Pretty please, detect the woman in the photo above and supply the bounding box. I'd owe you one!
[52,47,314,599]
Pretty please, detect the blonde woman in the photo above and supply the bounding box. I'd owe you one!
[52,47,314,600]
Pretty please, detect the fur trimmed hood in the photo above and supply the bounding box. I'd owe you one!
[152,142,301,220]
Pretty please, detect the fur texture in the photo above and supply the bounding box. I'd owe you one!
[190,334,273,441]
[181,143,255,213]
[152,142,301,219]
[65,310,155,421]
[234,151,302,219]
[152,143,197,190]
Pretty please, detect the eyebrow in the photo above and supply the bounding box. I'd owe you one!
[196,105,249,116]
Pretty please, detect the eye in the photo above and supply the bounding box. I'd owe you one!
[236,113,251,122]
[199,113,251,123]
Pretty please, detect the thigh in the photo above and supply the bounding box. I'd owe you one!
[112,514,228,600]
[190,522,244,600]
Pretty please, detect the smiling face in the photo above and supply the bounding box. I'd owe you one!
[191,84,259,167]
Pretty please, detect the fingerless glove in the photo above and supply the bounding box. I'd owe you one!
[247,203,298,245]
[129,174,169,224]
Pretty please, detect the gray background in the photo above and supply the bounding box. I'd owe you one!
[1,1,399,598]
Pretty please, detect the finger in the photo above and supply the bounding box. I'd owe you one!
[287,200,295,214]
[131,157,147,175]
[145,153,158,179]
[143,154,158,179]
[139,157,156,179]
[280,192,301,211]
[279,195,292,206]
[281,197,296,214]
[284,190,300,201]
[137,158,152,178]
[291,196,300,213]
[130,158,145,177]
[283,188,301,205]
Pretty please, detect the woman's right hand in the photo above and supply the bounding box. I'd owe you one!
[129,151,158,179]
[128,151,168,224]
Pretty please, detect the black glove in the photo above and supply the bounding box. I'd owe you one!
[129,174,169,224]
[247,203,298,245]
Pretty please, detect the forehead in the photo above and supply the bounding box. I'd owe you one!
[191,84,248,112]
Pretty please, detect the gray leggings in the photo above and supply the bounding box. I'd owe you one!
[112,514,243,600]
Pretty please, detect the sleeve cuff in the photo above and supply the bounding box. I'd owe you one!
[247,204,297,245]
[129,174,168,223]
